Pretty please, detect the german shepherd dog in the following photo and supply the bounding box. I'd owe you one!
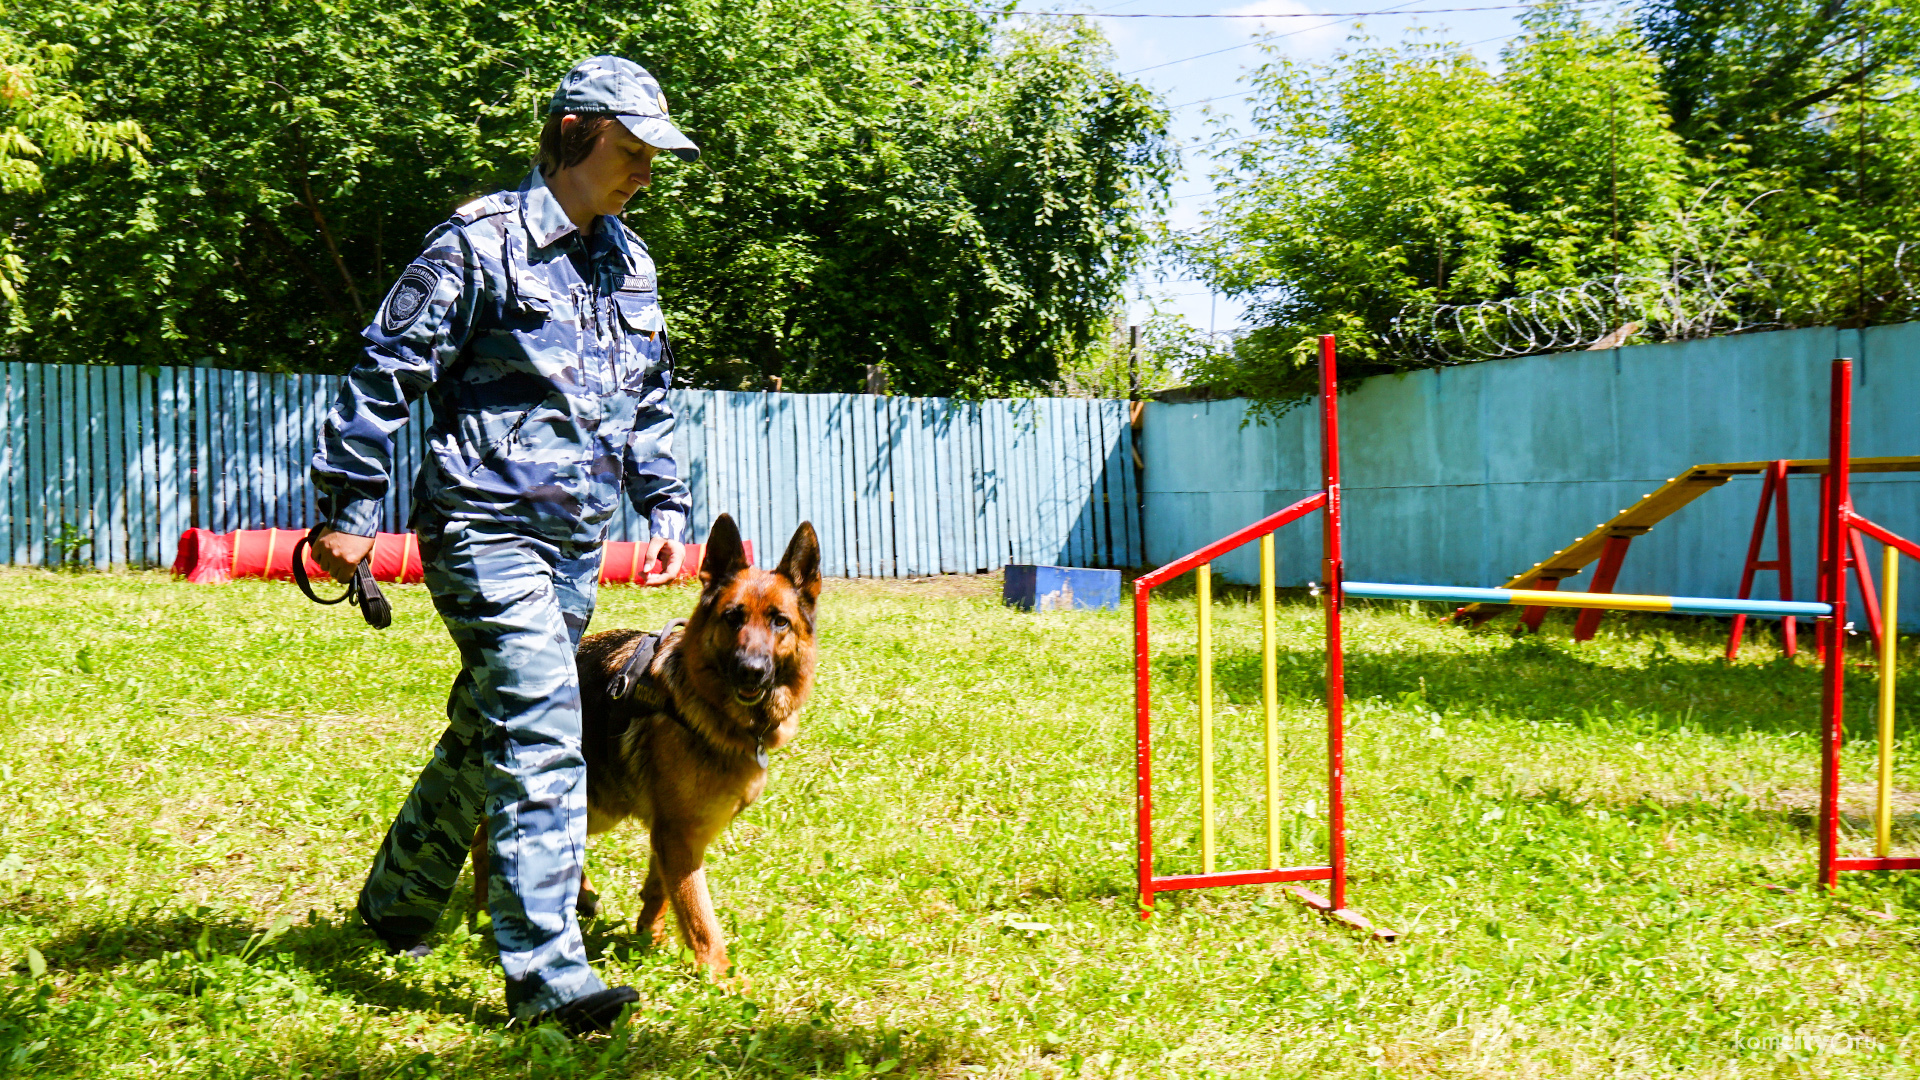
[472,513,820,978]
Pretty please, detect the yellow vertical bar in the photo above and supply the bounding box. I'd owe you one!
[1261,534,1279,868]
[1878,545,1898,857]
[1197,563,1215,874]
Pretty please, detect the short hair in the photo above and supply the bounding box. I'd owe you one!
[537,112,619,175]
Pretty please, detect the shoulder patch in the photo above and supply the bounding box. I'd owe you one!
[379,265,438,335]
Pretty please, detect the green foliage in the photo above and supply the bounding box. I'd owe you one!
[1046,309,1187,398]
[0,17,145,303]
[0,569,1915,1076]
[1641,0,1920,328]
[0,0,1170,394]
[1185,8,1690,399]
[1186,1,1920,405]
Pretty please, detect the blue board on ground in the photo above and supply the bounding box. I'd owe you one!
[1004,564,1121,612]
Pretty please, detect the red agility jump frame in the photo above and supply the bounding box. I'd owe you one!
[1133,351,1912,924]
[1132,336,1356,922]
[1819,360,1920,882]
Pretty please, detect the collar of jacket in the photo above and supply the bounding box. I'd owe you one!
[516,170,642,266]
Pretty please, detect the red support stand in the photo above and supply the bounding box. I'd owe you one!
[1571,533,1637,641]
[1727,460,1798,659]
[1518,576,1563,632]
[1848,526,1886,652]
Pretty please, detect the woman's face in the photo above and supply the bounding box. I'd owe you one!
[560,117,661,220]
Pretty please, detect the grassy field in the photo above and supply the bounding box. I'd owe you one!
[0,566,1914,1078]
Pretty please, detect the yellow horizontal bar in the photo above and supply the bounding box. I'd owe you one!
[1506,589,1675,612]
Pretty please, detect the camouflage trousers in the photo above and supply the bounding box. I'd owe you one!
[357,518,605,1019]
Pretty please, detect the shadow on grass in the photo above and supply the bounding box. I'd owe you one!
[30,902,494,1020]
[256,1014,948,1080]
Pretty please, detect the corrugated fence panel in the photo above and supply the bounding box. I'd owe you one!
[0,364,1141,575]
[1,364,17,564]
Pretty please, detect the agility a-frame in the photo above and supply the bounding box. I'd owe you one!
[1132,350,1911,930]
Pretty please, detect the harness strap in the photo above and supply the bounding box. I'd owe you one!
[606,618,686,701]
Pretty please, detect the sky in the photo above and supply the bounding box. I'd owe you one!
[1002,0,1567,336]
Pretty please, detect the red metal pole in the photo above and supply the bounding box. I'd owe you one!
[1135,579,1155,919]
[1774,461,1798,657]
[1571,534,1635,641]
[1518,576,1562,632]
[1727,463,1781,660]
[1847,527,1885,655]
[1819,358,1851,890]
[1319,334,1347,911]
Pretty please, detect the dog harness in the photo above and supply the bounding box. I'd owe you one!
[605,618,771,769]
[605,618,687,701]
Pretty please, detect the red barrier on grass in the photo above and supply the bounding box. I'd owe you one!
[598,540,751,584]
[174,529,746,587]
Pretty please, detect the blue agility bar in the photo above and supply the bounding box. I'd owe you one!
[1342,581,1832,620]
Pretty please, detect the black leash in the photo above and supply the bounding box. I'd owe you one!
[291,526,393,630]
[606,618,687,701]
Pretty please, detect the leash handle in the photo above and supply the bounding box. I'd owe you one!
[293,527,392,629]
[292,531,352,605]
[355,560,393,629]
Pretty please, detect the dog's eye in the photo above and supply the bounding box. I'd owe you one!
[723,606,748,629]
[769,612,791,632]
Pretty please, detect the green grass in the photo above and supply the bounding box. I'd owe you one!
[0,566,1915,1078]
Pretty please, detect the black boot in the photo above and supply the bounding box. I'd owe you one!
[356,895,432,959]
[545,987,641,1036]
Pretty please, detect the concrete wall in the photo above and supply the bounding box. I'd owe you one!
[1141,323,1919,627]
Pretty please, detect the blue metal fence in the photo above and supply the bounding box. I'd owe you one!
[0,364,1141,576]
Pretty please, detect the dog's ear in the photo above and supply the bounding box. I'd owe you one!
[700,514,752,587]
[775,521,822,609]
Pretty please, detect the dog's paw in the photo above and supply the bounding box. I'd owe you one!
[576,890,601,919]
[713,967,753,994]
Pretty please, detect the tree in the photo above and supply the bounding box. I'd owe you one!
[0,0,1170,394]
[1640,0,1920,327]
[1182,0,1920,406]
[1184,8,1688,399]
[0,15,145,305]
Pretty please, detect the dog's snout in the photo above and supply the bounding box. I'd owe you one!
[733,650,774,686]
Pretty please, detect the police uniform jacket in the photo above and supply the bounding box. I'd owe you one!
[311,169,690,546]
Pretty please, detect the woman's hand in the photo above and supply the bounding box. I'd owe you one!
[313,527,377,583]
[644,538,685,585]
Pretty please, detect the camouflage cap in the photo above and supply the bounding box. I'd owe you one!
[549,55,700,162]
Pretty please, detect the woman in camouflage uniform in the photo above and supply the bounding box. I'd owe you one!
[309,56,696,1034]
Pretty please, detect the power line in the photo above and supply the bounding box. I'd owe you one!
[880,2,1541,16]
[1151,11,1575,107]
[1121,0,1431,75]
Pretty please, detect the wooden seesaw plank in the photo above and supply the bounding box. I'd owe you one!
[1455,456,1920,624]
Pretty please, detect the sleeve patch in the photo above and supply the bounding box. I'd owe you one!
[380,265,437,335]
